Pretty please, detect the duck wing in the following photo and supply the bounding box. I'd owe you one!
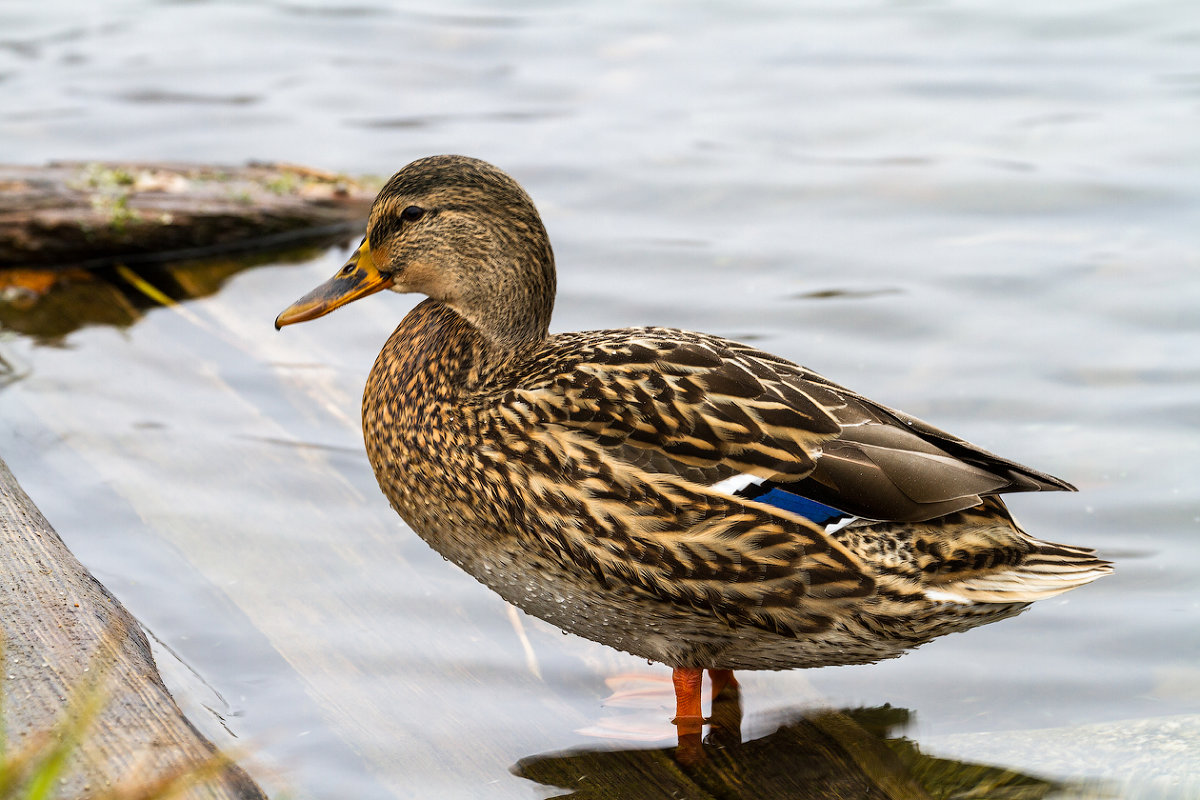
[507,328,1072,523]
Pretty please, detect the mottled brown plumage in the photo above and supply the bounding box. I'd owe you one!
[276,155,1110,728]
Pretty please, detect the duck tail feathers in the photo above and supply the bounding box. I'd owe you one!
[928,539,1112,604]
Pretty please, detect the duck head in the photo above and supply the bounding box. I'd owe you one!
[275,155,556,347]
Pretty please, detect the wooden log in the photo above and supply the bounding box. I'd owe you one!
[0,455,267,799]
[0,162,378,269]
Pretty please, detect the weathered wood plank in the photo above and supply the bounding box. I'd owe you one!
[0,162,378,268]
[0,455,267,799]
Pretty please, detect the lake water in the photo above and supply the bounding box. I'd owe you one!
[2,1,1198,798]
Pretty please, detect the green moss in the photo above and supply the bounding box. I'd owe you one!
[264,172,300,196]
[75,163,136,191]
[88,192,139,233]
[73,164,143,233]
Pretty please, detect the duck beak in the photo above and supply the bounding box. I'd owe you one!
[275,238,393,329]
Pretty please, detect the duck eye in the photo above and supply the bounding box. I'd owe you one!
[401,205,425,222]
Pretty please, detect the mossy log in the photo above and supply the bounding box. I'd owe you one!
[0,161,378,269]
[0,455,267,799]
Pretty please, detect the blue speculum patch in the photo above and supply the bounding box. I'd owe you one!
[749,488,846,526]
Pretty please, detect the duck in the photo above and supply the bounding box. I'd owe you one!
[275,155,1111,750]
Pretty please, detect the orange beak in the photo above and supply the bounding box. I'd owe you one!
[275,238,393,329]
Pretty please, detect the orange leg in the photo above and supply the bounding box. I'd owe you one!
[671,667,705,732]
[708,668,738,700]
[671,667,705,765]
[672,668,743,763]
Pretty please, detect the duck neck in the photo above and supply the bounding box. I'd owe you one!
[456,244,556,353]
[383,299,529,396]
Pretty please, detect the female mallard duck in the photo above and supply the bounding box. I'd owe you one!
[276,155,1110,740]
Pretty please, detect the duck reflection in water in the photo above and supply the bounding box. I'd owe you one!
[517,700,1077,800]
[275,156,1112,753]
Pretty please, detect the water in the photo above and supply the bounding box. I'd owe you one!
[2,1,1198,798]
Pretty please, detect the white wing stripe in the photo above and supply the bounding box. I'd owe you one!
[710,472,766,496]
